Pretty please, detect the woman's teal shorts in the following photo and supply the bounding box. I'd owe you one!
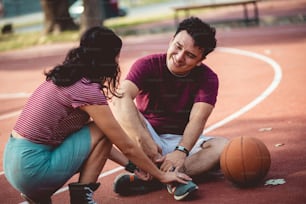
[3,125,91,200]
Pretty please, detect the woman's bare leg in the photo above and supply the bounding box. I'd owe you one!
[79,123,112,183]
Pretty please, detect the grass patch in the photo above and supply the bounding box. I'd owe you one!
[0,12,173,52]
[105,12,172,29]
[0,31,80,52]
[120,0,171,7]
[0,0,216,52]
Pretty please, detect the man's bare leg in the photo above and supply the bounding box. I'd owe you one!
[183,137,229,176]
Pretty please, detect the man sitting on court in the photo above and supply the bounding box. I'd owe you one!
[110,17,229,201]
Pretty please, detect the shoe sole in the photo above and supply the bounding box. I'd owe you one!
[21,193,52,204]
[173,185,199,201]
[166,185,175,194]
[21,193,35,203]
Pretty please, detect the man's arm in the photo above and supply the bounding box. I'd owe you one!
[180,102,214,151]
[160,102,214,171]
[110,80,163,162]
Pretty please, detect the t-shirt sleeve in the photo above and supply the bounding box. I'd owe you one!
[194,69,219,106]
[126,56,154,90]
[67,80,108,108]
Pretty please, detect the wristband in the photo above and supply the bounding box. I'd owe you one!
[125,160,138,173]
[175,145,189,156]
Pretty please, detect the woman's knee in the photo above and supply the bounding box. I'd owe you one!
[88,123,109,146]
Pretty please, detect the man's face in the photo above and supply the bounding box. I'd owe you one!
[166,30,204,76]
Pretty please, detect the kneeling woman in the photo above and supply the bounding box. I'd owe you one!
[3,26,190,204]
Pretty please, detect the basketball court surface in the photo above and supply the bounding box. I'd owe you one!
[0,0,306,203]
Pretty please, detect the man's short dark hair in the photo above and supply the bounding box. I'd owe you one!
[174,17,217,58]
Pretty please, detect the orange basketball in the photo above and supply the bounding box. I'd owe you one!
[220,136,271,187]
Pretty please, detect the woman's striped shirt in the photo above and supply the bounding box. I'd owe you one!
[14,78,107,146]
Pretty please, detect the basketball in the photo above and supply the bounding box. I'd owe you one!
[220,136,271,187]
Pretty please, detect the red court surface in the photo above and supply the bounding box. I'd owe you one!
[1,1,306,203]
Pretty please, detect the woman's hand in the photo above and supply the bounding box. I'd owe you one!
[134,155,165,181]
[159,171,191,185]
[134,169,152,181]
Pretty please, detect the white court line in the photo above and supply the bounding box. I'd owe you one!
[0,47,281,202]
[19,167,125,204]
[0,92,31,99]
[53,166,124,195]
[204,47,282,133]
[0,110,22,121]
[0,93,30,121]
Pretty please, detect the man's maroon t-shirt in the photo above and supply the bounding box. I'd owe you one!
[126,53,218,135]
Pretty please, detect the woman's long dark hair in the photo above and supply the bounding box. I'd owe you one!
[45,26,123,98]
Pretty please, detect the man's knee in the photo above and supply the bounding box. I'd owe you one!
[202,137,229,154]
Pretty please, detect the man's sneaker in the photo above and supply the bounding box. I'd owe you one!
[113,173,163,196]
[167,181,198,201]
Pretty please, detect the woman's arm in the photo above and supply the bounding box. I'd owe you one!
[81,104,190,184]
[109,80,163,162]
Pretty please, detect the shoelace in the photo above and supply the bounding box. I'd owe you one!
[84,187,96,204]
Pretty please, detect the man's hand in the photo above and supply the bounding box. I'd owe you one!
[160,151,186,172]
[140,139,163,163]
